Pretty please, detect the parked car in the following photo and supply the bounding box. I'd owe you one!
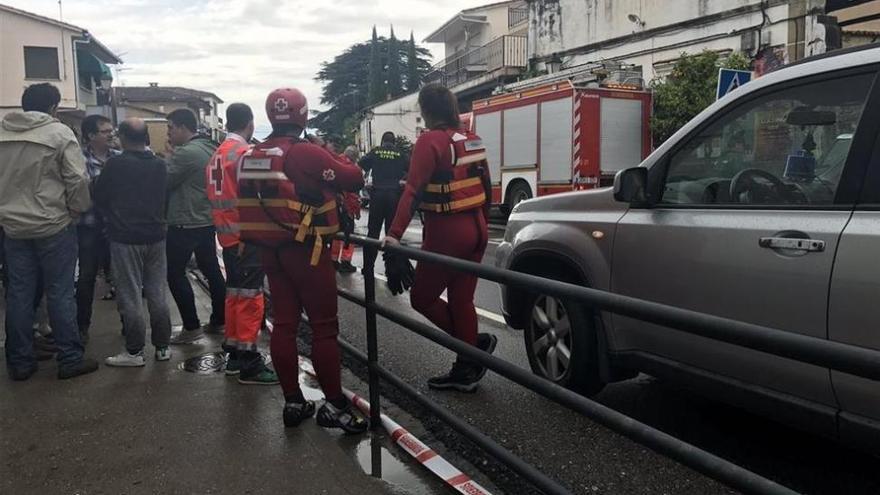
[496,43,880,453]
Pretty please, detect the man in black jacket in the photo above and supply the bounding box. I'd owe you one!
[359,131,409,273]
[94,118,173,367]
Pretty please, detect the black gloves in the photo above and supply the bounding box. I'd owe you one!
[383,250,415,296]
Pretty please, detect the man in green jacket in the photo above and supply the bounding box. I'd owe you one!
[165,109,226,344]
[0,83,99,380]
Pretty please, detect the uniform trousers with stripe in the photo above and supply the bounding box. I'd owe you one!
[221,244,265,351]
[260,242,343,402]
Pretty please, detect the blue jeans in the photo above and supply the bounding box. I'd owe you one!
[4,223,83,372]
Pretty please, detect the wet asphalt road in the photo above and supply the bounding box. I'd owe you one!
[329,213,880,495]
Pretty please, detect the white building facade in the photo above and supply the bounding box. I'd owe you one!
[527,0,879,82]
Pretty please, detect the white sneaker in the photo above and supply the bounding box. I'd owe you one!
[105,351,146,367]
[155,347,171,362]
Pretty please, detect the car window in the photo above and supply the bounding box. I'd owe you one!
[662,73,874,206]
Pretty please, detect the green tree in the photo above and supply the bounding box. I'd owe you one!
[368,26,385,105]
[312,32,433,145]
[386,26,403,98]
[406,32,421,92]
[651,51,751,145]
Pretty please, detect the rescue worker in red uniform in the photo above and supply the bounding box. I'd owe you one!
[205,103,279,385]
[237,88,368,432]
[329,144,361,274]
[384,84,498,392]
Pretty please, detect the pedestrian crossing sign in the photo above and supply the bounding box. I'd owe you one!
[716,69,753,100]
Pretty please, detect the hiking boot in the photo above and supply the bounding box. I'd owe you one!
[225,352,241,376]
[238,368,280,386]
[427,334,498,393]
[169,328,204,345]
[338,261,356,274]
[316,400,369,435]
[58,358,99,379]
[283,400,316,428]
[155,347,171,362]
[105,351,146,367]
[9,364,38,381]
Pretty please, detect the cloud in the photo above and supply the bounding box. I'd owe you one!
[7,0,493,128]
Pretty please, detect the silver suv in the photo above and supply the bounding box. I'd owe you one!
[496,44,880,453]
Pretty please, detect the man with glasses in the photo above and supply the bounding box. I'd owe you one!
[76,115,120,344]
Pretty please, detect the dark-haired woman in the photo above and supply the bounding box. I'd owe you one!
[383,84,497,392]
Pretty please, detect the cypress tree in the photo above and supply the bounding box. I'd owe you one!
[367,26,385,104]
[406,31,420,92]
[387,26,403,98]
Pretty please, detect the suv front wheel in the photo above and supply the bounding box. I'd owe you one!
[524,293,605,396]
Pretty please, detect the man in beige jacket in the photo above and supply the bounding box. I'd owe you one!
[0,83,99,381]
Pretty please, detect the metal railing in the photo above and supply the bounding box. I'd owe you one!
[424,35,528,88]
[335,233,880,495]
[508,6,529,28]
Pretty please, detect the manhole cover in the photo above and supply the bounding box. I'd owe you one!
[179,352,273,374]
[180,352,225,374]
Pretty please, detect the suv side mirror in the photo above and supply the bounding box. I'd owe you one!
[613,167,648,205]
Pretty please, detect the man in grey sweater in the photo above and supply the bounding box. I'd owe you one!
[0,83,98,381]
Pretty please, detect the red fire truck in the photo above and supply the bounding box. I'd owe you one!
[471,80,652,212]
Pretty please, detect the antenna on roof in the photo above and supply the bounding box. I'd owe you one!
[58,0,63,22]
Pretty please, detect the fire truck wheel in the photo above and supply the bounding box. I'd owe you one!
[506,181,532,213]
[524,291,605,397]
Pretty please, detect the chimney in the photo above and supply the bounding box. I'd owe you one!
[149,82,159,87]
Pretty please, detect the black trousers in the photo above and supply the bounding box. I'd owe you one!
[166,225,226,330]
[75,225,110,333]
[364,189,401,271]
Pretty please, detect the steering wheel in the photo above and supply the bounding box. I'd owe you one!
[729,168,787,204]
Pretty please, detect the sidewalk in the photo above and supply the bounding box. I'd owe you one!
[0,283,398,495]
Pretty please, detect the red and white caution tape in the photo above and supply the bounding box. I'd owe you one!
[299,359,493,495]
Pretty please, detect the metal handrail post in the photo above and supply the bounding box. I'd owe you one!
[364,268,382,430]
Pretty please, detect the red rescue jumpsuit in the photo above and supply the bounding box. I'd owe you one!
[205,133,265,352]
[331,154,360,264]
[388,129,489,346]
[261,142,363,401]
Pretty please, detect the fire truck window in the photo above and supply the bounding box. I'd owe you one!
[661,72,873,206]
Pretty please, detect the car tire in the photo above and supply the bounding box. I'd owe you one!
[505,181,532,214]
[524,292,605,396]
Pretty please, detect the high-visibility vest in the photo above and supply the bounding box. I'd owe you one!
[236,137,339,265]
[419,130,489,214]
[206,134,250,248]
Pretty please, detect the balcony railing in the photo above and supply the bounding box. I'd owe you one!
[509,6,529,28]
[425,35,528,88]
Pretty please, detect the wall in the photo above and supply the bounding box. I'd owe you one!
[442,1,528,63]
[528,0,829,83]
[359,91,421,152]
[0,9,80,110]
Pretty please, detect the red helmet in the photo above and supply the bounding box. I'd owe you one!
[265,88,308,127]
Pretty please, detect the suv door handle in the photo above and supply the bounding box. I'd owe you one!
[759,237,825,252]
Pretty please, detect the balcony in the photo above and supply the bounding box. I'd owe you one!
[508,7,529,29]
[425,35,528,89]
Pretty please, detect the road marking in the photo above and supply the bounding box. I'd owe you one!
[373,273,507,325]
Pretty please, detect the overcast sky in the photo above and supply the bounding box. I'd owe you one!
[6,0,490,136]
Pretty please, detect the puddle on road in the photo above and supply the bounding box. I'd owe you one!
[298,364,445,495]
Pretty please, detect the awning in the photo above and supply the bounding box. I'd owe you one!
[77,49,112,84]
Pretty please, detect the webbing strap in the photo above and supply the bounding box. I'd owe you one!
[424,176,482,194]
[419,191,486,213]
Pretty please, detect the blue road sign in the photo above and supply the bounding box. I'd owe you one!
[717,69,752,100]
